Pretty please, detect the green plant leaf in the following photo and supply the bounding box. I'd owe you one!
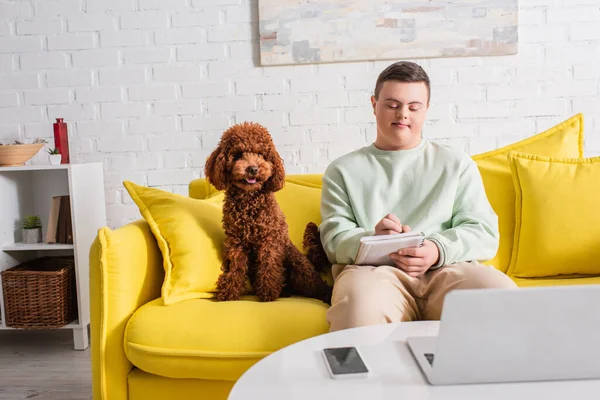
[22,215,42,229]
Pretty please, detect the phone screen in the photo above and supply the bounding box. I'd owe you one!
[323,347,369,375]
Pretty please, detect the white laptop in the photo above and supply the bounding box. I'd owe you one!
[407,285,600,385]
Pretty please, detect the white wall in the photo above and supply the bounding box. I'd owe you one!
[0,0,599,228]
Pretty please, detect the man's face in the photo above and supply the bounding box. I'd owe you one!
[370,80,429,151]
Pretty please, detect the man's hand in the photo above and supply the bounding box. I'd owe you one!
[390,239,440,277]
[374,213,411,236]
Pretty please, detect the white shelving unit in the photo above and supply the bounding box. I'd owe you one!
[0,163,106,350]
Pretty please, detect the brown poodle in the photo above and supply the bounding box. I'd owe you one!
[204,122,331,303]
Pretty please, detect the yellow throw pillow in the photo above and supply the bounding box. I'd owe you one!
[124,181,323,305]
[124,181,226,305]
[507,153,600,278]
[472,114,584,272]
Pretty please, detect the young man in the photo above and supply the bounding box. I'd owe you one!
[320,61,517,332]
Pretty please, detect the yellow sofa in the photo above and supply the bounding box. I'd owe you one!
[91,114,600,400]
[90,174,334,400]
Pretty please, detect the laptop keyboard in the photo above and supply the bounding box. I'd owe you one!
[424,353,434,366]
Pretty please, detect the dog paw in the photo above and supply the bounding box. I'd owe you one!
[216,290,240,302]
[216,273,244,301]
[256,287,281,302]
[258,294,279,302]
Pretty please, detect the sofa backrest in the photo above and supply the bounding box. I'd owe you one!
[188,174,324,200]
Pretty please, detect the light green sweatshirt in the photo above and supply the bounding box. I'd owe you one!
[319,140,499,267]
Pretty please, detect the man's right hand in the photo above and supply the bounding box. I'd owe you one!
[374,213,411,235]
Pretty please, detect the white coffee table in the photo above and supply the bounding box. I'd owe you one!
[229,321,600,400]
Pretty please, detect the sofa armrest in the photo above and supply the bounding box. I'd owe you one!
[90,220,164,400]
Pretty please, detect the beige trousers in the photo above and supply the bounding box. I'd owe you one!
[326,262,518,332]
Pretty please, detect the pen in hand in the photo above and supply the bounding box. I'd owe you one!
[374,213,411,236]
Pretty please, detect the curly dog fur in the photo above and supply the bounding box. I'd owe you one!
[302,222,331,273]
[205,122,331,303]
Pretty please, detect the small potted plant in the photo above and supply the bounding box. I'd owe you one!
[48,147,61,165]
[22,215,42,244]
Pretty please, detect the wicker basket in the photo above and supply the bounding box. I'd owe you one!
[1,256,77,329]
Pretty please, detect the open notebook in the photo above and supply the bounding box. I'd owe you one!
[354,231,426,266]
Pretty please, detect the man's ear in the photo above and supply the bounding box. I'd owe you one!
[204,146,228,190]
[370,95,377,116]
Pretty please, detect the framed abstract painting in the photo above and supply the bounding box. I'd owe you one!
[258,0,518,66]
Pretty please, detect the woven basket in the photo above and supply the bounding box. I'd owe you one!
[1,256,77,329]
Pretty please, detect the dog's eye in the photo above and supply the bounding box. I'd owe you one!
[233,152,242,160]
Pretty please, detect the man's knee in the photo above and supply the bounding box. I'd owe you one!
[331,266,386,312]
[328,266,402,330]
[419,262,517,320]
[443,262,517,290]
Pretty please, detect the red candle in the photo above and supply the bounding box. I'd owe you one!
[53,118,70,164]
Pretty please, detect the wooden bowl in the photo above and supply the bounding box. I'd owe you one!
[0,143,44,166]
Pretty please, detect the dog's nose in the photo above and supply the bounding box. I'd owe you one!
[247,166,258,175]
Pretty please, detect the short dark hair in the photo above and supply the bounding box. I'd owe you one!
[374,61,430,103]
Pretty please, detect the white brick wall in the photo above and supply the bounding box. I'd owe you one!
[16,19,62,35]
[24,88,71,105]
[173,10,222,27]
[34,0,82,17]
[120,12,169,30]
[99,67,147,85]
[20,53,68,70]
[100,31,151,48]
[123,48,171,64]
[67,14,116,32]
[1,0,599,228]
[86,0,134,13]
[0,37,44,53]
[46,70,92,87]
[72,49,119,68]
[47,34,94,51]
[0,73,39,89]
[129,116,177,134]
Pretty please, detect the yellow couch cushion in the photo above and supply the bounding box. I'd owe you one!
[124,296,329,381]
[472,114,583,273]
[507,153,600,278]
[124,181,226,305]
[513,275,600,287]
[124,180,324,304]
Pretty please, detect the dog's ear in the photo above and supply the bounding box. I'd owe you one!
[204,145,228,190]
[263,150,285,192]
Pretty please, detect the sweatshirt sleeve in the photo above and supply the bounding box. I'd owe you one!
[427,158,499,268]
[319,165,374,264]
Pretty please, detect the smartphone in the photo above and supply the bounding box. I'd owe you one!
[322,346,370,379]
